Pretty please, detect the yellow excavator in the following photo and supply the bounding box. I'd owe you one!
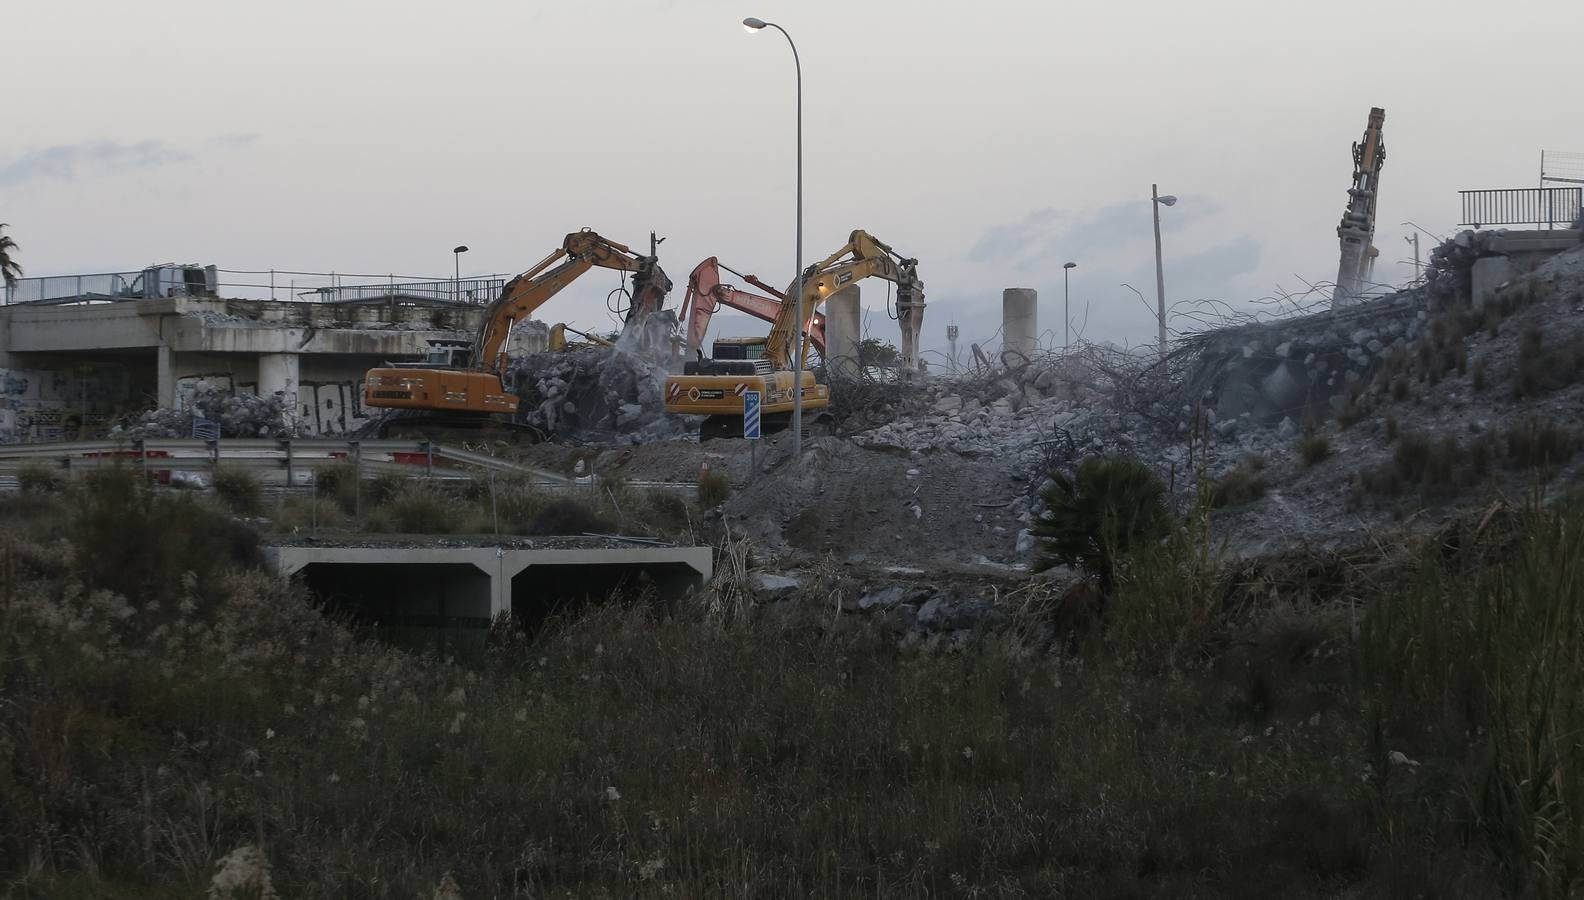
[664,230,923,439]
[363,229,671,436]
[548,323,616,352]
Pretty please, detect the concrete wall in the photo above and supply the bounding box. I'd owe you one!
[0,295,485,442]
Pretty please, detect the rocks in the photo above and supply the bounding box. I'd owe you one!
[503,313,688,442]
[752,573,802,598]
[116,386,291,439]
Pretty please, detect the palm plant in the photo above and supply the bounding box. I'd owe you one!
[1031,455,1172,594]
[0,224,21,290]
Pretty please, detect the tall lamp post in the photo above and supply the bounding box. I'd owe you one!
[1062,261,1077,348]
[453,245,469,303]
[1150,186,1178,359]
[742,15,805,456]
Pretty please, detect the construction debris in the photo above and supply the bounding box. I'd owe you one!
[114,386,293,439]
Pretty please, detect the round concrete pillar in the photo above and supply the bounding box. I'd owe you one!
[258,352,300,401]
[1002,288,1038,361]
[823,285,862,378]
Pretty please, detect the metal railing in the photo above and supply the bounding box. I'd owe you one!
[4,271,141,304]
[298,277,506,306]
[1459,187,1583,227]
[4,268,511,306]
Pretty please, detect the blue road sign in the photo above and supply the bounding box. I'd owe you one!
[743,390,762,440]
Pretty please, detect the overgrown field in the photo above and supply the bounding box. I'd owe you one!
[4,470,1584,897]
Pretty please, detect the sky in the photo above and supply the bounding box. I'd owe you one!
[4,0,1582,364]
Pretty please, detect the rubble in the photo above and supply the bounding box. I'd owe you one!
[114,386,292,439]
[503,312,690,443]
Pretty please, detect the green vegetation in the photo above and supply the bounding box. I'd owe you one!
[1297,432,1331,467]
[697,467,732,509]
[8,467,1584,896]
[1209,453,1269,509]
[210,466,264,516]
[1030,456,1172,593]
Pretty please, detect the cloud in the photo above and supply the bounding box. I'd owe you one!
[969,197,1220,271]
[0,140,192,187]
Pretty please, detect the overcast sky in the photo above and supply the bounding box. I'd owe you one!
[5,0,1581,361]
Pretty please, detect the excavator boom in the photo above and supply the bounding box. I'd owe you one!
[1333,107,1386,309]
[679,257,825,358]
[664,230,924,437]
[364,228,671,426]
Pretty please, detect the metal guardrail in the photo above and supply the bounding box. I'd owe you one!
[5,268,510,307]
[1459,187,1583,227]
[0,438,570,486]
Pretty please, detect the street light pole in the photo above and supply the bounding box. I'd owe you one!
[744,16,804,457]
[1151,185,1177,360]
[453,245,469,303]
[1062,261,1076,348]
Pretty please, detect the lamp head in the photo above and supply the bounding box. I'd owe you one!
[453,245,469,254]
[1156,195,1178,207]
[742,16,767,31]
[1063,261,1077,269]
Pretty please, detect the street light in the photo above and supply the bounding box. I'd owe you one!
[1151,185,1177,359]
[453,245,469,303]
[1062,262,1077,348]
[742,15,806,456]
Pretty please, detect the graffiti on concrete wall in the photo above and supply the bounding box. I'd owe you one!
[0,364,131,442]
[299,379,369,435]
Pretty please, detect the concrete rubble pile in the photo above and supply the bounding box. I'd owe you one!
[504,312,689,443]
[115,385,293,439]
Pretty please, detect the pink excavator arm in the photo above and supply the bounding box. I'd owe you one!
[680,257,825,358]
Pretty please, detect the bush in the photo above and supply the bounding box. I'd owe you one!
[522,497,618,536]
[1209,458,1268,509]
[211,466,263,516]
[1031,456,1173,594]
[644,489,692,537]
[1503,419,1579,469]
[17,462,65,495]
[365,485,476,534]
[698,468,732,509]
[1297,433,1331,468]
[68,468,261,603]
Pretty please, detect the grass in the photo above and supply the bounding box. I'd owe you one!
[11,468,1584,896]
[698,467,732,509]
[1209,454,1268,508]
[1297,433,1331,468]
[210,466,263,516]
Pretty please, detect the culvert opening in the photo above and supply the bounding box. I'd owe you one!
[510,562,700,632]
[299,562,492,654]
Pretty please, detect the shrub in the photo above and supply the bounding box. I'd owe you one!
[211,466,263,516]
[68,468,261,602]
[17,462,65,495]
[1504,420,1579,469]
[1209,460,1268,509]
[698,468,732,509]
[365,486,475,534]
[644,489,692,537]
[1031,455,1173,594]
[522,497,618,536]
[1297,433,1331,468]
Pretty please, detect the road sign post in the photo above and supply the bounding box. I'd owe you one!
[743,390,762,476]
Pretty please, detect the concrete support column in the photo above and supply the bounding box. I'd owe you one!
[258,352,300,427]
[157,345,177,409]
[823,285,862,379]
[1002,288,1038,363]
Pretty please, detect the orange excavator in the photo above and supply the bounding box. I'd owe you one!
[664,230,922,439]
[363,229,670,435]
[677,256,825,362]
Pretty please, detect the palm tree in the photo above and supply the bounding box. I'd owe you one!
[0,224,21,290]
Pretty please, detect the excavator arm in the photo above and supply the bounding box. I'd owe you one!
[679,257,825,358]
[472,229,672,374]
[764,229,924,372]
